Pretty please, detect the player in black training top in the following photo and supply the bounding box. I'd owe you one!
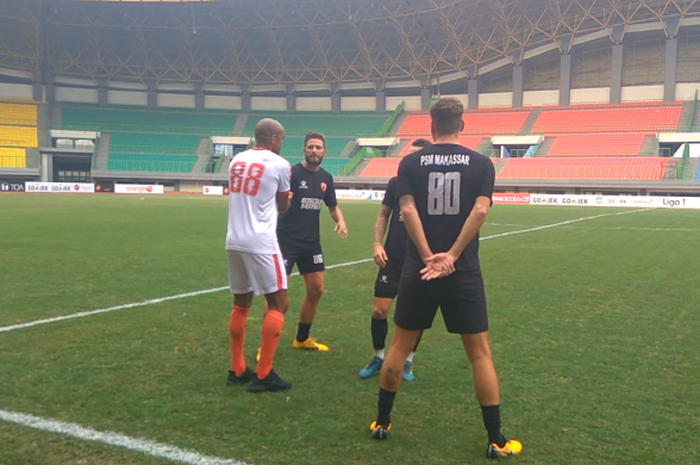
[357,139,432,382]
[369,98,522,459]
[276,132,348,352]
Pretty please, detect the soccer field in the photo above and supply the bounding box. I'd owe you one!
[1,194,699,465]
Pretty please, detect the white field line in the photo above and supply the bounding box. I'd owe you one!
[0,258,373,334]
[0,209,647,335]
[0,409,248,465]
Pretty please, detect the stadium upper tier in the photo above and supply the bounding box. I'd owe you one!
[108,132,202,154]
[398,109,531,136]
[242,113,390,137]
[0,103,37,126]
[395,102,684,137]
[547,133,651,157]
[530,102,683,134]
[359,156,669,180]
[106,153,197,173]
[59,104,237,134]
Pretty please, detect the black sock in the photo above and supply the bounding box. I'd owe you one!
[296,323,311,342]
[412,330,424,352]
[481,405,505,446]
[376,388,396,426]
[371,317,388,353]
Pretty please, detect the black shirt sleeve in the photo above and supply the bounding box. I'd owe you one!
[396,157,415,200]
[382,177,398,209]
[477,159,496,202]
[323,173,338,207]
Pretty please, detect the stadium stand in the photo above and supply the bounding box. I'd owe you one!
[0,125,38,148]
[106,153,197,173]
[397,109,530,136]
[108,132,201,154]
[359,157,401,177]
[0,147,26,168]
[530,102,682,134]
[59,104,237,134]
[497,157,669,180]
[547,133,650,157]
[0,102,37,126]
[242,113,389,137]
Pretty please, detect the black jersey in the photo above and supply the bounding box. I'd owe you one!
[396,143,495,271]
[277,163,337,247]
[382,177,408,260]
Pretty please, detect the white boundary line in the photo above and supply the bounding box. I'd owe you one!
[0,409,248,465]
[0,258,373,334]
[0,209,647,335]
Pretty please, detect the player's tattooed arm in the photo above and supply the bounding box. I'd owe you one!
[399,195,432,262]
[372,205,391,267]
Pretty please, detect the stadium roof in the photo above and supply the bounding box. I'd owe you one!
[1,0,699,88]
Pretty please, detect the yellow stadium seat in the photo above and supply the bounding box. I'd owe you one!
[0,147,26,168]
[0,125,38,147]
[0,103,37,126]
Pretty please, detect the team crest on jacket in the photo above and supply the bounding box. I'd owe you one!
[320,182,327,192]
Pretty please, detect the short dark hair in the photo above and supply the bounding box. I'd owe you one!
[304,131,326,148]
[430,97,463,135]
[411,138,432,148]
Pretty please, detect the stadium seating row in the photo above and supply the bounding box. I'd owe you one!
[0,147,26,168]
[109,132,202,155]
[60,104,237,134]
[359,156,669,180]
[242,113,390,137]
[0,103,37,126]
[547,133,651,157]
[0,125,38,148]
[106,153,197,173]
[397,102,683,137]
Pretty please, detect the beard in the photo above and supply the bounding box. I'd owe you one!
[304,154,323,166]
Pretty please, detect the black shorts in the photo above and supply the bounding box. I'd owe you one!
[394,261,488,334]
[374,257,404,299]
[278,242,325,276]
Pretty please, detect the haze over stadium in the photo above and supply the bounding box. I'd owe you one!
[1,0,700,464]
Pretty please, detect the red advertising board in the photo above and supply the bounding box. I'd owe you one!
[493,193,530,204]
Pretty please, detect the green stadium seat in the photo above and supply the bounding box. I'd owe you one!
[109,132,201,154]
[106,153,197,173]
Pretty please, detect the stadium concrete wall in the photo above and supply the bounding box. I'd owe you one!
[55,87,98,103]
[204,95,242,110]
[250,96,286,111]
[157,93,195,108]
[340,96,376,111]
[676,83,700,100]
[479,92,513,108]
[0,82,32,100]
[621,85,664,102]
[296,96,332,111]
[108,90,147,106]
[570,87,611,104]
[524,90,559,106]
[387,96,421,110]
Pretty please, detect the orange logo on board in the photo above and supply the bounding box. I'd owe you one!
[320,182,327,192]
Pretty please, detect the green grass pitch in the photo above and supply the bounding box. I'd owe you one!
[1,194,699,464]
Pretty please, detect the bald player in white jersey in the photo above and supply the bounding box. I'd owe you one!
[225,118,294,393]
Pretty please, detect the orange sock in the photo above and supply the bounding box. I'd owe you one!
[229,305,249,376]
[256,310,285,379]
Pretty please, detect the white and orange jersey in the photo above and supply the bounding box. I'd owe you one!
[225,148,291,254]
